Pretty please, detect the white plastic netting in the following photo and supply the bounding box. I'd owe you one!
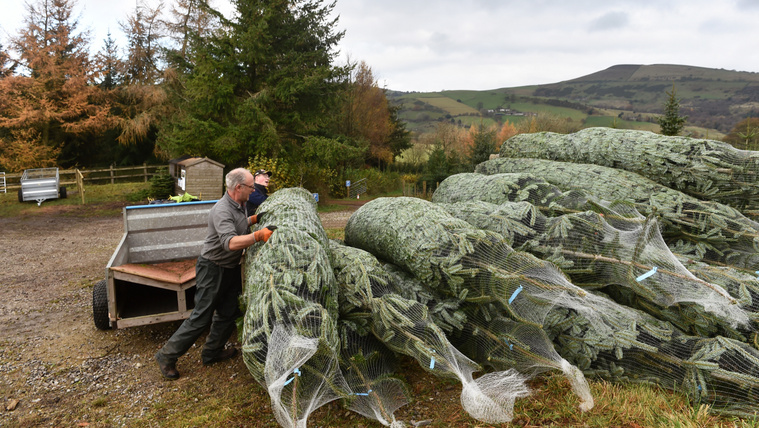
[500,127,759,213]
[475,157,759,270]
[344,197,612,412]
[240,125,759,424]
[331,240,532,423]
[336,326,408,427]
[242,188,347,428]
[427,174,759,416]
[431,174,755,339]
[242,187,532,426]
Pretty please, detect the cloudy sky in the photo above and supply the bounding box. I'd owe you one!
[1,0,758,92]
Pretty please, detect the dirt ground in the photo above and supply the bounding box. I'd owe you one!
[0,201,383,428]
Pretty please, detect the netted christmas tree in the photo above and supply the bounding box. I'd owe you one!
[432,172,753,325]
[343,195,759,417]
[345,196,628,412]
[241,188,534,426]
[474,159,759,270]
[499,127,759,212]
[380,261,592,410]
[336,325,409,427]
[432,195,755,342]
[242,187,347,428]
[331,241,531,423]
[382,254,759,417]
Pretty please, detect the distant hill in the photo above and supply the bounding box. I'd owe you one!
[389,64,759,138]
[567,64,759,83]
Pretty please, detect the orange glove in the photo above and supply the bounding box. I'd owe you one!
[249,211,266,225]
[253,226,276,243]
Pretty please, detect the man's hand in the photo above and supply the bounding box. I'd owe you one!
[253,225,277,243]
[249,211,266,225]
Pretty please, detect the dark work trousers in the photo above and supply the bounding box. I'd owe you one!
[157,256,242,365]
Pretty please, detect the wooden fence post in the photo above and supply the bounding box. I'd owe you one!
[109,164,115,184]
[143,163,148,182]
[76,169,85,204]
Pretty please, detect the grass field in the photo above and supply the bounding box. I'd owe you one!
[414,94,481,115]
[507,101,588,121]
[0,181,150,217]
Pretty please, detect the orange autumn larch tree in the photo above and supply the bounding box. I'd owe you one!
[497,121,518,148]
[344,61,395,167]
[0,0,112,171]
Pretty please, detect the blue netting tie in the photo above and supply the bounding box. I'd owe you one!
[508,285,524,304]
[283,368,301,386]
[352,390,373,396]
[636,266,658,282]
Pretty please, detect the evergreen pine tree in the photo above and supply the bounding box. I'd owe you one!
[658,83,687,136]
[468,123,497,167]
[157,0,348,167]
[724,117,759,151]
[95,32,124,90]
[424,145,450,185]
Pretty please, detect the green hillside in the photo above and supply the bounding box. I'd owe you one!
[390,64,759,138]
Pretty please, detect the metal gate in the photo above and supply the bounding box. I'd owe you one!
[347,177,367,199]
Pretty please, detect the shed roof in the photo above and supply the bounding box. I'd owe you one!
[174,157,224,169]
[168,155,193,164]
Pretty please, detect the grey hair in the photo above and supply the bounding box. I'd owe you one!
[225,167,251,189]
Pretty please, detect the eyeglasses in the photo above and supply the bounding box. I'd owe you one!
[240,183,255,190]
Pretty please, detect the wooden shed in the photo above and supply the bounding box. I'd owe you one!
[169,156,225,200]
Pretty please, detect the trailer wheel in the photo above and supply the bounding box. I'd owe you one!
[18,189,23,203]
[59,186,67,199]
[92,279,111,330]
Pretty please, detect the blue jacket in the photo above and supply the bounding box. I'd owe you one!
[245,183,268,214]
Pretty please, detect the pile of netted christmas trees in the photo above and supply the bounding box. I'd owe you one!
[242,128,759,427]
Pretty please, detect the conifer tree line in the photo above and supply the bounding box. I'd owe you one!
[0,0,411,191]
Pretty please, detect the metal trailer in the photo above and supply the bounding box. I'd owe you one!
[18,167,67,205]
[92,200,217,330]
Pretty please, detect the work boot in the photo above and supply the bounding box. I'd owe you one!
[202,347,238,366]
[155,352,180,380]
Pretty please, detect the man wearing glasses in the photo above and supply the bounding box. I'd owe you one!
[156,167,275,380]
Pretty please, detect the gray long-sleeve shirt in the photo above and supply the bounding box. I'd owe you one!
[200,192,251,268]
